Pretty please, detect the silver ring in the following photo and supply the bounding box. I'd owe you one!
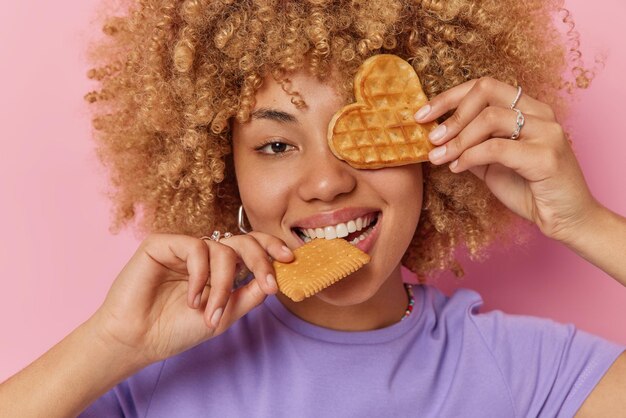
[510,108,525,140]
[200,231,233,243]
[510,86,522,109]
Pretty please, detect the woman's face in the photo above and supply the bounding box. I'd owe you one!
[232,69,424,306]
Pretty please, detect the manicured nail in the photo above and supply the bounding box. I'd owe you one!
[266,273,277,290]
[429,145,446,161]
[449,159,459,171]
[193,293,201,309]
[414,104,431,121]
[429,125,447,143]
[210,307,223,328]
[281,245,292,255]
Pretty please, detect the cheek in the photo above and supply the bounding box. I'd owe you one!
[400,175,424,216]
[371,166,424,255]
[401,168,425,225]
[367,165,424,211]
[234,160,290,232]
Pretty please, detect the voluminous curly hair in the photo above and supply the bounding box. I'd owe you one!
[86,0,592,280]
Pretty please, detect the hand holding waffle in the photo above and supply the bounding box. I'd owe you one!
[414,76,599,244]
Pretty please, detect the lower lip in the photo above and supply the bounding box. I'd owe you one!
[352,215,381,254]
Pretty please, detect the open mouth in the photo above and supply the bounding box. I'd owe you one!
[292,212,380,246]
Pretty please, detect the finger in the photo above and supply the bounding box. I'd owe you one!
[140,234,211,309]
[202,242,239,329]
[140,234,207,276]
[447,139,536,222]
[183,240,211,309]
[448,137,557,185]
[428,108,545,165]
[414,77,555,144]
[216,277,267,332]
[220,231,294,285]
[245,231,294,263]
[220,234,282,294]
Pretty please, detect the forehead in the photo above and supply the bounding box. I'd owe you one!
[252,69,347,112]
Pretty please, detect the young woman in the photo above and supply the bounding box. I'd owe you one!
[1,0,625,416]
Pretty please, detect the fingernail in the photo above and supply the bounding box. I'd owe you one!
[266,273,277,290]
[193,293,201,309]
[449,159,459,171]
[429,145,447,161]
[429,125,447,143]
[281,245,292,255]
[414,104,431,121]
[210,307,223,328]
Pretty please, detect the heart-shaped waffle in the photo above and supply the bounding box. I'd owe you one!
[328,54,437,169]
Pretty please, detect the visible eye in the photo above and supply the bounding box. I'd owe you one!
[256,141,296,155]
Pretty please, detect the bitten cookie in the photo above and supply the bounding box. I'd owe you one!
[273,239,370,302]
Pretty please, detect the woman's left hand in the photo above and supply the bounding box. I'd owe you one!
[414,76,600,245]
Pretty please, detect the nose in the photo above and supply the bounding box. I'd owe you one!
[297,144,357,203]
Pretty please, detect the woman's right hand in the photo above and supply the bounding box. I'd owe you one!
[90,232,293,367]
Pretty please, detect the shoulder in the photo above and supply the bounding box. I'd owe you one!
[418,285,624,417]
[418,285,580,371]
[421,284,579,342]
[420,284,622,371]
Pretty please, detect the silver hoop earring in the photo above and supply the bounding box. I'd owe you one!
[238,205,251,234]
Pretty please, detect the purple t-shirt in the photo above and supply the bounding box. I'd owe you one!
[80,285,623,417]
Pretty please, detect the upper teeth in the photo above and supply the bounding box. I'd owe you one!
[298,214,376,240]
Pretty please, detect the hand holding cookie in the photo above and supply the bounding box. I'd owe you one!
[414,76,600,244]
[91,232,293,365]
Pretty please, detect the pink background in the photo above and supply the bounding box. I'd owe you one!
[1,1,625,381]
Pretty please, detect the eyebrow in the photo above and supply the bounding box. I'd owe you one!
[251,107,298,124]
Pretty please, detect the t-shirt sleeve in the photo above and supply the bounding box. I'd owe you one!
[469,308,624,418]
[78,361,166,418]
[78,386,125,418]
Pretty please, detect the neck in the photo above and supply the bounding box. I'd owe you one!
[275,265,409,331]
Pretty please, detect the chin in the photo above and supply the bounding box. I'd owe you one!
[313,268,378,306]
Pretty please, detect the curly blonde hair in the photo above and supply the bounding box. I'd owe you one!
[86,0,593,280]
